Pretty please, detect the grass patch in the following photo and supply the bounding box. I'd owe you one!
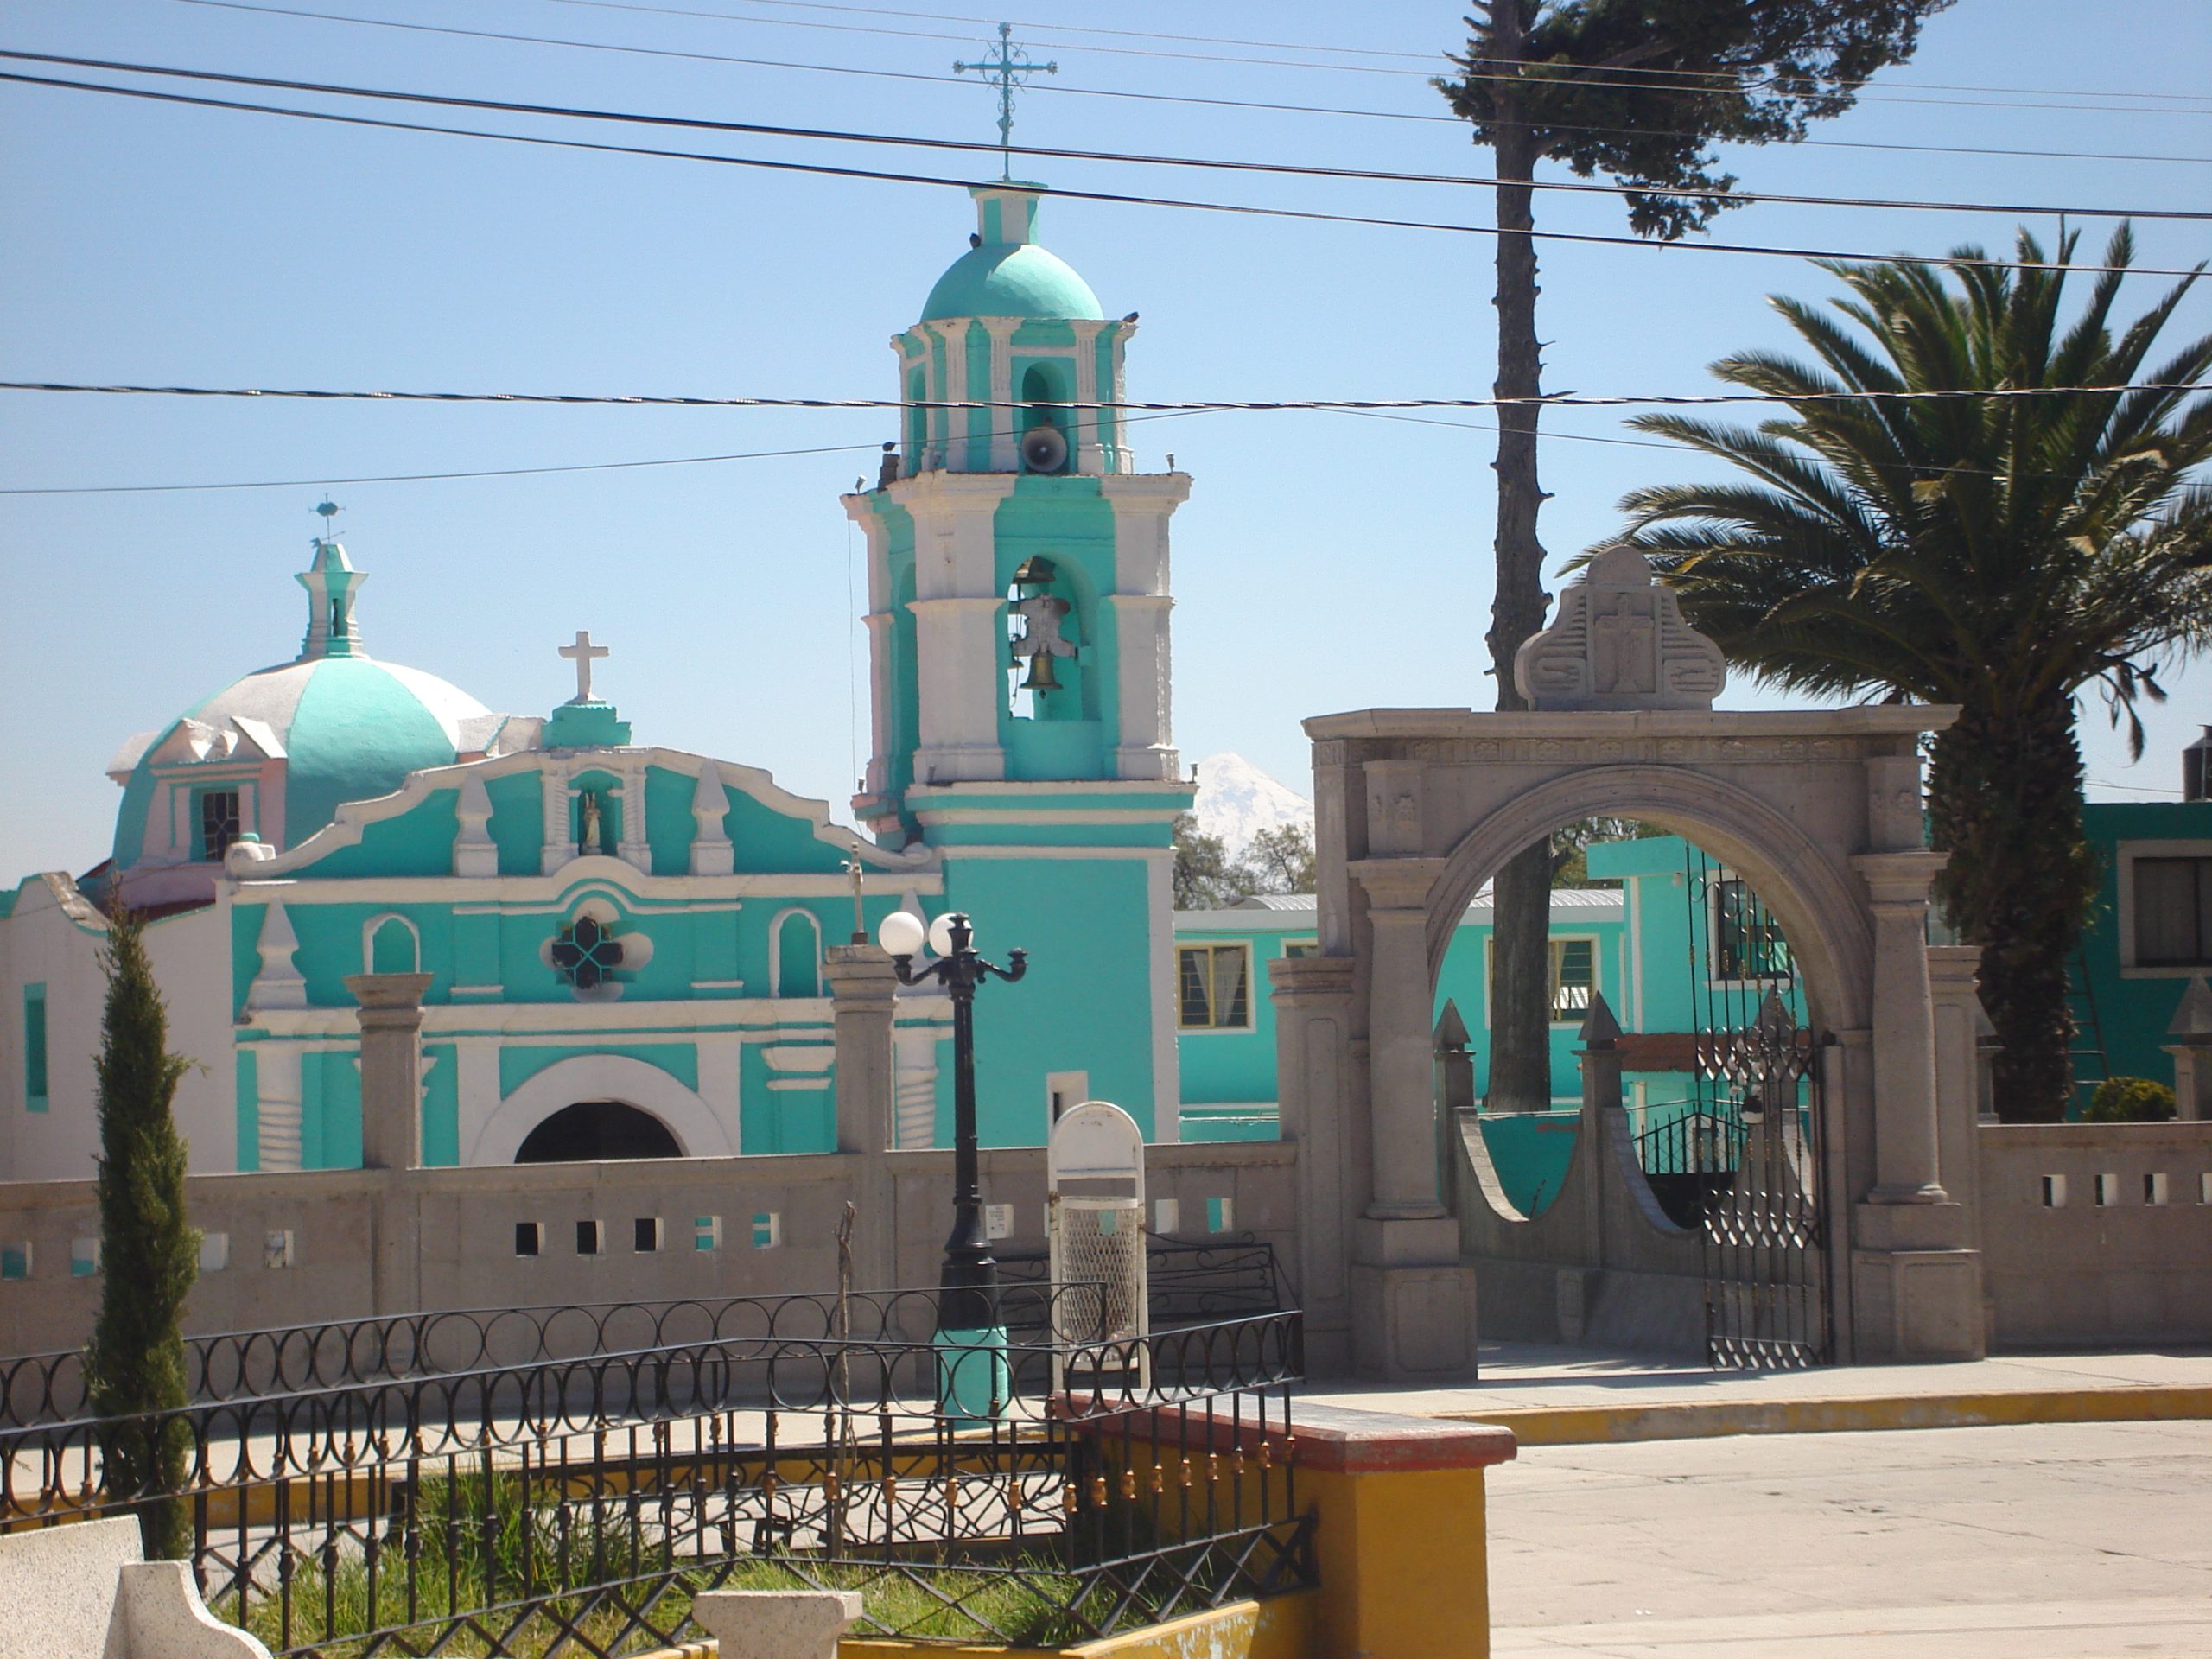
[207,1470,1189,1654]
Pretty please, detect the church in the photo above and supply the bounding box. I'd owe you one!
[0,181,1197,1183]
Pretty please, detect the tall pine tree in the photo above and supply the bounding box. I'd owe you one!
[85,904,198,1558]
[1439,1,1948,1109]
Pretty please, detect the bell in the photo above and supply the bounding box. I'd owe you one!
[1011,555,1057,589]
[1019,651,1063,692]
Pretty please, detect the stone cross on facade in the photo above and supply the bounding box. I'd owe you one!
[559,630,609,703]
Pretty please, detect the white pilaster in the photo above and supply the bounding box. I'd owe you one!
[538,759,573,875]
[1071,320,1106,475]
[892,472,1018,784]
[614,758,650,872]
[255,1044,304,1173]
[982,320,1020,470]
[245,901,307,1012]
[690,761,734,876]
[1099,474,1191,782]
[452,773,497,876]
[939,317,973,472]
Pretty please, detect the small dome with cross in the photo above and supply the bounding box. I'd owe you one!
[106,514,504,894]
[921,185,1103,323]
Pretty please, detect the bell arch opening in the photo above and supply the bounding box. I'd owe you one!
[514,1100,683,1164]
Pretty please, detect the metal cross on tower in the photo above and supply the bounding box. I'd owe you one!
[954,22,1056,182]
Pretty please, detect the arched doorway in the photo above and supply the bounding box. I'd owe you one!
[515,1100,683,1163]
[1278,550,1985,1381]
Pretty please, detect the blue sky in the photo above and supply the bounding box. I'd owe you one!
[3,0,2208,881]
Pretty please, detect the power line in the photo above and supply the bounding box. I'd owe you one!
[15,50,2207,224]
[162,0,2212,168]
[531,0,2212,105]
[8,378,2202,411]
[0,439,880,495]
[0,409,1210,495]
[631,0,2212,105]
[480,0,2212,116]
[10,70,2207,277]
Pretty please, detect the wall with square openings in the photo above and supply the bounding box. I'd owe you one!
[0,1139,1301,1358]
[1979,1122,2212,1347]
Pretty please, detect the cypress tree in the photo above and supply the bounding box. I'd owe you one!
[84,903,198,1558]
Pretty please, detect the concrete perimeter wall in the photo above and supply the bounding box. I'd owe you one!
[1977,1122,2212,1349]
[0,1141,1297,1359]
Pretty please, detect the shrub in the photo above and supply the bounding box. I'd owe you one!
[2083,1076,2177,1123]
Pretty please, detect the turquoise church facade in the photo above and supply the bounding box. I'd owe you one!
[0,181,1195,1184]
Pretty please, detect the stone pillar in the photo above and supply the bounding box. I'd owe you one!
[826,944,899,1300]
[825,946,898,1154]
[2164,977,2212,1122]
[346,970,431,1319]
[1925,945,1986,1220]
[1270,955,1356,1377]
[1346,856,1478,1382]
[346,973,433,1172]
[1352,861,1448,1220]
[1851,854,1950,1205]
[1846,855,1982,1362]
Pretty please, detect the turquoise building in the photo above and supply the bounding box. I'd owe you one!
[1170,835,1815,1210]
[0,181,1198,1184]
[2071,792,2212,1109]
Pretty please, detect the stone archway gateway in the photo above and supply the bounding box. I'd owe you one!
[1274,551,1986,1382]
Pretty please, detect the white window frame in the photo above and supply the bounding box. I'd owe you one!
[1482,934,1604,1030]
[2116,840,2212,977]
[1177,941,1255,1033]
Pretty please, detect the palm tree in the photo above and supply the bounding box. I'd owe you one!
[1592,226,2212,1122]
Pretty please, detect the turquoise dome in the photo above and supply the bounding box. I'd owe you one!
[112,655,493,864]
[922,243,1103,323]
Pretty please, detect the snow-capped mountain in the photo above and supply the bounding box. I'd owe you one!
[1192,752,1313,855]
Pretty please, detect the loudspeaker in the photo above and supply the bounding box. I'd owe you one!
[1020,423,1070,474]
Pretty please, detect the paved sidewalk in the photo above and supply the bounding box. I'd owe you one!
[1483,1420,2212,1656]
[1304,1344,2212,1444]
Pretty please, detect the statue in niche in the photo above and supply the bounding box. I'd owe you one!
[579,791,606,855]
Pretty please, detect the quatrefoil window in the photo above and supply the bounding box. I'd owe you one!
[551,915,626,991]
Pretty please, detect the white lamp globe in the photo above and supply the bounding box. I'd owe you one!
[926,912,962,957]
[877,910,925,957]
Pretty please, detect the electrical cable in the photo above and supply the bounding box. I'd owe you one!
[529,0,2212,105]
[13,49,2207,224]
[160,0,2212,168]
[7,378,2202,411]
[440,0,2212,115]
[0,409,1210,495]
[9,69,2207,276]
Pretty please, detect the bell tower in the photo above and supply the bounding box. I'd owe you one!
[843,182,1192,830]
[840,180,1194,1144]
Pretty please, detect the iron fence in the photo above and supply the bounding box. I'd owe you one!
[2,1242,1289,1433]
[0,1306,1309,1654]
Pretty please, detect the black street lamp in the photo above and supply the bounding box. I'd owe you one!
[878,909,1027,1332]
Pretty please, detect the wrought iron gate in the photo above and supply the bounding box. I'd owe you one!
[1695,999,1831,1369]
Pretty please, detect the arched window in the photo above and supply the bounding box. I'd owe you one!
[515,1100,683,1162]
[1020,362,1071,474]
[366,914,420,975]
[771,908,822,998]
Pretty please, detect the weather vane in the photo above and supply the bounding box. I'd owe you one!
[313,497,340,544]
[954,22,1056,182]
